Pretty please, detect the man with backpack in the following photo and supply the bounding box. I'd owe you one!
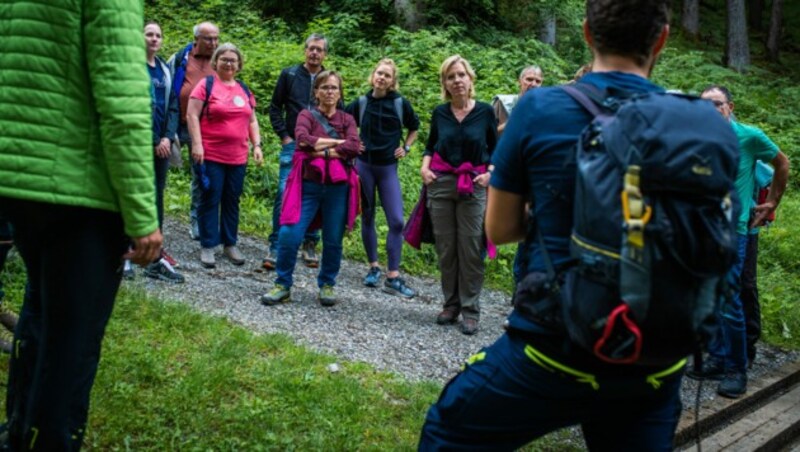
[168,22,220,241]
[690,85,789,398]
[418,1,740,449]
[261,33,329,270]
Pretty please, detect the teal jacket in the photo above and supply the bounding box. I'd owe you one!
[0,0,157,238]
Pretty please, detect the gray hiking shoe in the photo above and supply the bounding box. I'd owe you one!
[200,248,215,268]
[261,285,291,306]
[224,246,245,266]
[319,285,337,307]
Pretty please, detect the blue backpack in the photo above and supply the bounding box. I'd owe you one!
[519,84,740,366]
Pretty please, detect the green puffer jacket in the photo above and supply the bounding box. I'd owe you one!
[0,0,157,238]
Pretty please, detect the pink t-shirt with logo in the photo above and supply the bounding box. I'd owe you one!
[190,75,256,165]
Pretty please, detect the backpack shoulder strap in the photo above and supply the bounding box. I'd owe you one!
[236,79,255,109]
[394,97,404,125]
[358,95,367,126]
[561,84,607,118]
[200,75,214,120]
[309,108,341,139]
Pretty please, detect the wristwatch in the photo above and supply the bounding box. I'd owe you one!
[403,144,411,153]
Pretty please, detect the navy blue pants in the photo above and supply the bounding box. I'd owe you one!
[419,332,684,451]
[0,197,127,451]
[198,161,246,249]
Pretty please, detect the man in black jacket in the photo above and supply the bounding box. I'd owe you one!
[263,33,328,269]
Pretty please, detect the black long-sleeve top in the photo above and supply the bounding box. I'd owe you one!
[345,90,420,166]
[268,64,319,141]
[424,101,498,167]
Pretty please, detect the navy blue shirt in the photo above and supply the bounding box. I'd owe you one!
[148,62,167,145]
[491,72,664,341]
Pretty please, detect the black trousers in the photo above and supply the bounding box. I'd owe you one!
[0,197,127,451]
[741,233,760,359]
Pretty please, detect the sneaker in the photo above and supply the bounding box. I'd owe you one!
[0,304,18,332]
[461,318,479,335]
[200,248,215,268]
[382,277,416,298]
[262,248,277,271]
[718,371,747,398]
[686,356,725,381]
[363,267,382,287]
[122,260,135,280]
[302,241,319,268]
[224,246,245,266]
[161,249,180,268]
[190,218,200,241]
[319,285,337,307]
[144,259,185,283]
[436,308,460,325]
[260,285,291,306]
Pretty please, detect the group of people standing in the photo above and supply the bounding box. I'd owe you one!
[148,24,509,335]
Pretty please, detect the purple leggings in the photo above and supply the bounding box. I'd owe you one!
[357,160,405,272]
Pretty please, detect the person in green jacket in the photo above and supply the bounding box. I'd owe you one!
[0,1,162,449]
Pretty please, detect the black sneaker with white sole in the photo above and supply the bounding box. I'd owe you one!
[144,259,185,283]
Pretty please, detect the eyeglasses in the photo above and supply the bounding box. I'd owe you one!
[711,100,727,108]
[306,45,325,54]
[200,35,219,43]
[219,57,239,65]
[317,85,339,92]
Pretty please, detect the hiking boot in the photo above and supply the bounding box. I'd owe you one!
[436,308,460,325]
[302,241,319,268]
[224,246,245,266]
[0,329,12,354]
[0,304,18,332]
[363,267,382,288]
[260,285,291,306]
[461,318,479,335]
[200,248,216,268]
[319,285,337,307]
[161,249,180,268]
[262,248,277,271]
[190,218,200,241]
[382,277,416,298]
[122,260,135,280]
[144,259,185,283]
[718,372,748,399]
[686,356,725,381]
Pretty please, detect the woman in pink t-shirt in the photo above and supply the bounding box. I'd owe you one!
[186,43,263,269]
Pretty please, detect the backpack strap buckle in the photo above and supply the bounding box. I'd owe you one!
[621,165,651,249]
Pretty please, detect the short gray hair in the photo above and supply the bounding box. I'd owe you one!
[519,65,542,80]
[304,33,329,52]
[211,43,244,71]
[193,22,218,38]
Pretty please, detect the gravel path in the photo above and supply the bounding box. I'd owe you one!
[130,217,800,415]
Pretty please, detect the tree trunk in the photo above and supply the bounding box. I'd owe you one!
[748,0,765,31]
[766,0,784,61]
[725,0,751,72]
[682,0,700,38]
[394,0,422,31]
[538,13,556,46]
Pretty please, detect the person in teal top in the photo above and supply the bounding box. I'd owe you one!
[690,85,789,399]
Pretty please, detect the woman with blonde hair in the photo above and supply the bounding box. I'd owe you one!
[345,58,420,298]
[421,55,497,334]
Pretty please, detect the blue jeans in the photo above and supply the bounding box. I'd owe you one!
[269,141,318,251]
[419,332,684,451]
[198,161,246,248]
[709,233,749,372]
[275,181,347,288]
